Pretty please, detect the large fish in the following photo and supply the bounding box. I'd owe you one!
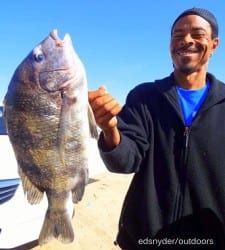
[3,30,98,245]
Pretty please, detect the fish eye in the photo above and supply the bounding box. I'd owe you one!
[34,53,44,63]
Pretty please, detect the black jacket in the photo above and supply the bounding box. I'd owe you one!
[99,73,225,249]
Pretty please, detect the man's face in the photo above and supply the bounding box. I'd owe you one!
[170,15,219,74]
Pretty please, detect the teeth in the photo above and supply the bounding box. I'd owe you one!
[178,51,194,55]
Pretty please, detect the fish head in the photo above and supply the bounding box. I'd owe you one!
[4,30,87,109]
[31,29,86,92]
[8,30,85,94]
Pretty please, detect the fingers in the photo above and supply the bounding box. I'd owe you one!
[88,86,122,130]
[88,85,107,102]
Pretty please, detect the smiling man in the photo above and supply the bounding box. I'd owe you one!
[170,8,219,87]
[89,7,225,250]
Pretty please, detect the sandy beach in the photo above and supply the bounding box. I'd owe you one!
[0,140,133,250]
[22,171,133,250]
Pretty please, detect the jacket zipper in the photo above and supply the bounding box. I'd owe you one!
[173,126,190,220]
[184,126,189,148]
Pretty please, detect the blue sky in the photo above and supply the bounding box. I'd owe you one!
[1,0,224,104]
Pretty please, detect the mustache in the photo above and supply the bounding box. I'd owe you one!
[175,44,202,53]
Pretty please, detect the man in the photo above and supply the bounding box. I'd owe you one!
[89,8,225,249]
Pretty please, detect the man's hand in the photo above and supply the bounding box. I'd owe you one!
[88,86,122,149]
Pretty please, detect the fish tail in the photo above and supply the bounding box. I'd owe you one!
[38,209,74,245]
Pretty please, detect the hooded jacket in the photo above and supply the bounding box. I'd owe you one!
[99,73,225,249]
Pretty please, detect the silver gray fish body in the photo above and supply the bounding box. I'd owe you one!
[4,30,98,245]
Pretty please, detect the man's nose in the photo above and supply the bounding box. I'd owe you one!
[180,33,194,46]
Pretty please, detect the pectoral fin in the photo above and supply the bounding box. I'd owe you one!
[88,104,98,139]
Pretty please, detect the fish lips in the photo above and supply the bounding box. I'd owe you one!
[39,70,70,92]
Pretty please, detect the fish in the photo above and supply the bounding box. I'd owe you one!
[3,30,98,245]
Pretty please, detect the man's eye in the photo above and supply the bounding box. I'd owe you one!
[172,35,184,40]
[191,33,206,39]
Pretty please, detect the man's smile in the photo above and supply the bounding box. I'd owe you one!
[175,46,200,56]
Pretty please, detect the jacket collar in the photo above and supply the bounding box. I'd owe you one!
[154,73,225,125]
[201,73,225,111]
[156,72,225,112]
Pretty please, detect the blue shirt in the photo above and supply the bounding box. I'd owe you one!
[176,82,210,126]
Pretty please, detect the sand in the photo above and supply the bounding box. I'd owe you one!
[28,171,133,250]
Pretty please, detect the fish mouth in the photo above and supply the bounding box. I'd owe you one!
[39,30,75,92]
[50,29,72,47]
